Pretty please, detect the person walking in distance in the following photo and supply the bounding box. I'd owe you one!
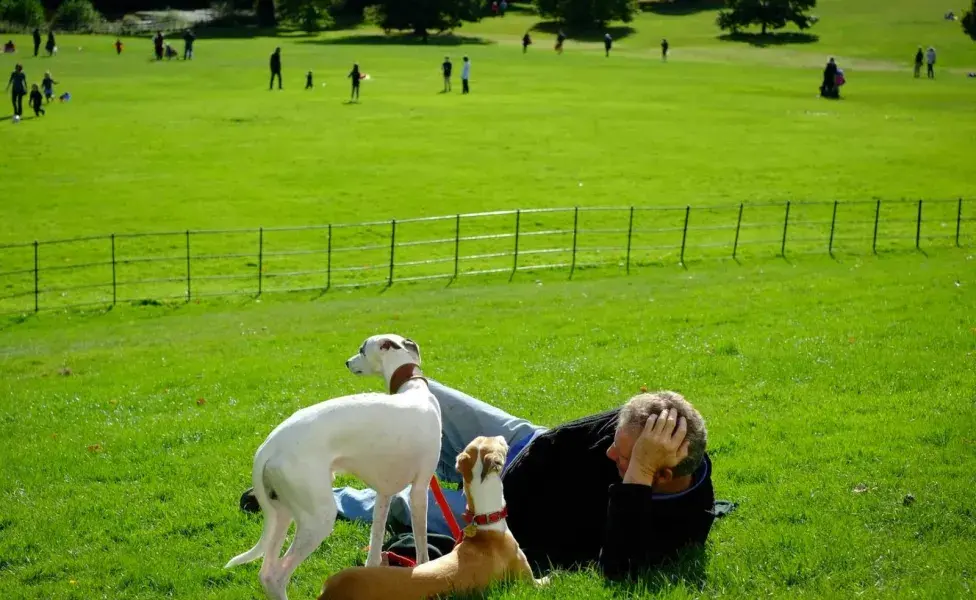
[442,56,453,92]
[914,46,923,78]
[522,32,532,54]
[926,46,936,79]
[604,32,613,57]
[153,31,164,61]
[32,28,41,57]
[349,63,362,102]
[461,56,471,94]
[661,38,669,61]
[269,47,282,90]
[555,29,566,54]
[5,64,27,118]
[183,29,195,60]
[45,31,56,57]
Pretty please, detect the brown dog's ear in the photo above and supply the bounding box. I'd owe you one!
[379,338,403,351]
[456,448,476,481]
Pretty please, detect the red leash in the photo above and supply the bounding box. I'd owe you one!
[380,475,463,568]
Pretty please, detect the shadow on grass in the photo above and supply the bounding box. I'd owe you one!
[299,32,494,46]
[718,31,820,47]
[530,21,636,42]
[603,545,710,596]
[640,0,724,16]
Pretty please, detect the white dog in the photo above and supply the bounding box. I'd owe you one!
[224,334,442,600]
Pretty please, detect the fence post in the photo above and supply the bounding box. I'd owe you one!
[828,200,838,256]
[453,214,460,279]
[326,224,332,289]
[872,199,881,254]
[388,219,396,286]
[185,230,191,302]
[626,206,634,274]
[257,227,264,296]
[732,203,743,260]
[780,201,791,257]
[957,198,963,247]
[33,240,38,313]
[110,234,117,306]
[512,209,521,277]
[570,207,579,277]
[915,199,923,250]
[679,206,690,265]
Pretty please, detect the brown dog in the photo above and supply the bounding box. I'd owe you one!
[318,436,546,600]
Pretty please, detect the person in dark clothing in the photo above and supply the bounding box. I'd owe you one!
[522,32,532,54]
[305,70,313,90]
[41,71,57,103]
[269,47,282,90]
[914,46,923,78]
[555,30,566,54]
[32,28,41,57]
[442,56,452,92]
[238,383,716,580]
[6,64,27,117]
[348,63,361,101]
[821,57,838,98]
[45,31,56,56]
[604,32,613,57]
[29,84,44,116]
[153,31,164,61]
[114,38,124,55]
[183,29,195,60]
[662,38,669,61]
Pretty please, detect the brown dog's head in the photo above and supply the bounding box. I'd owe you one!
[455,435,508,502]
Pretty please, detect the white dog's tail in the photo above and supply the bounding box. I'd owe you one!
[224,449,279,569]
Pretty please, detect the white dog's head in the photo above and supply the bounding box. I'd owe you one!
[345,334,421,377]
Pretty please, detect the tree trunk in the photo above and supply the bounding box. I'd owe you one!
[761,22,767,35]
[414,27,429,43]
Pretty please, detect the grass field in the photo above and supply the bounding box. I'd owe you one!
[1,1,976,598]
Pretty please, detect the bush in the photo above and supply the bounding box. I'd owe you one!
[53,0,103,31]
[0,0,46,28]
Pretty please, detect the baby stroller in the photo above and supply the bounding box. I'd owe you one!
[820,68,846,99]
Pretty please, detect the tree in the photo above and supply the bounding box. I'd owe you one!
[717,0,816,36]
[364,0,482,41]
[534,0,638,28]
[964,0,976,41]
[0,0,46,27]
[277,0,336,31]
[255,0,276,27]
[53,0,103,31]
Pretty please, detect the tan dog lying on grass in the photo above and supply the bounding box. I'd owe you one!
[318,435,547,600]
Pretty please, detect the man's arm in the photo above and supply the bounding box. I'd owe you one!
[598,410,705,580]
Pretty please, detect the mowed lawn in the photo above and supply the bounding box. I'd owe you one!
[2,1,976,598]
[0,253,975,599]
[1,2,975,243]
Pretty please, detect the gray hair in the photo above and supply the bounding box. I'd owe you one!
[617,391,707,477]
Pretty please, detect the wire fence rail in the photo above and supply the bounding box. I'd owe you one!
[0,199,971,317]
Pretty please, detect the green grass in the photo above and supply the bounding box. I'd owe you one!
[1,253,975,599]
[2,1,976,598]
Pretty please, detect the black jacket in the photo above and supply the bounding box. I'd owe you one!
[502,408,715,580]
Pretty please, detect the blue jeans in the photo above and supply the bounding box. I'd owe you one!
[333,380,547,536]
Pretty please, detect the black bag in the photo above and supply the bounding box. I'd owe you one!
[377,532,457,566]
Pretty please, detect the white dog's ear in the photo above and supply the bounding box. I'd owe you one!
[379,338,403,351]
[403,338,421,357]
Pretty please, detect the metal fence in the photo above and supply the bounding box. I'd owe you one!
[0,198,971,317]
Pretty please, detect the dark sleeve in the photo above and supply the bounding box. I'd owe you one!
[598,484,713,581]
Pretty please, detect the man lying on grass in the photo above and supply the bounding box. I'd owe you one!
[239,385,714,580]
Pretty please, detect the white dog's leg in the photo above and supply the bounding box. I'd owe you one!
[408,478,431,565]
[274,497,337,600]
[258,507,293,598]
[365,494,392,567]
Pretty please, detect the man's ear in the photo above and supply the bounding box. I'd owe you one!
[656,467,674,485]
[379,338,403,351]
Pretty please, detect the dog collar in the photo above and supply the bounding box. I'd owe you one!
[462,505,508,527]
[389,363,427,394]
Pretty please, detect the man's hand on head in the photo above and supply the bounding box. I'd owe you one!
[623,408,690,487]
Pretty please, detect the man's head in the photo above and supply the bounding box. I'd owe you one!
[606,391,707,481]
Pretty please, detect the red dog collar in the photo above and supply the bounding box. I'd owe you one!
[463,506,508,526]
